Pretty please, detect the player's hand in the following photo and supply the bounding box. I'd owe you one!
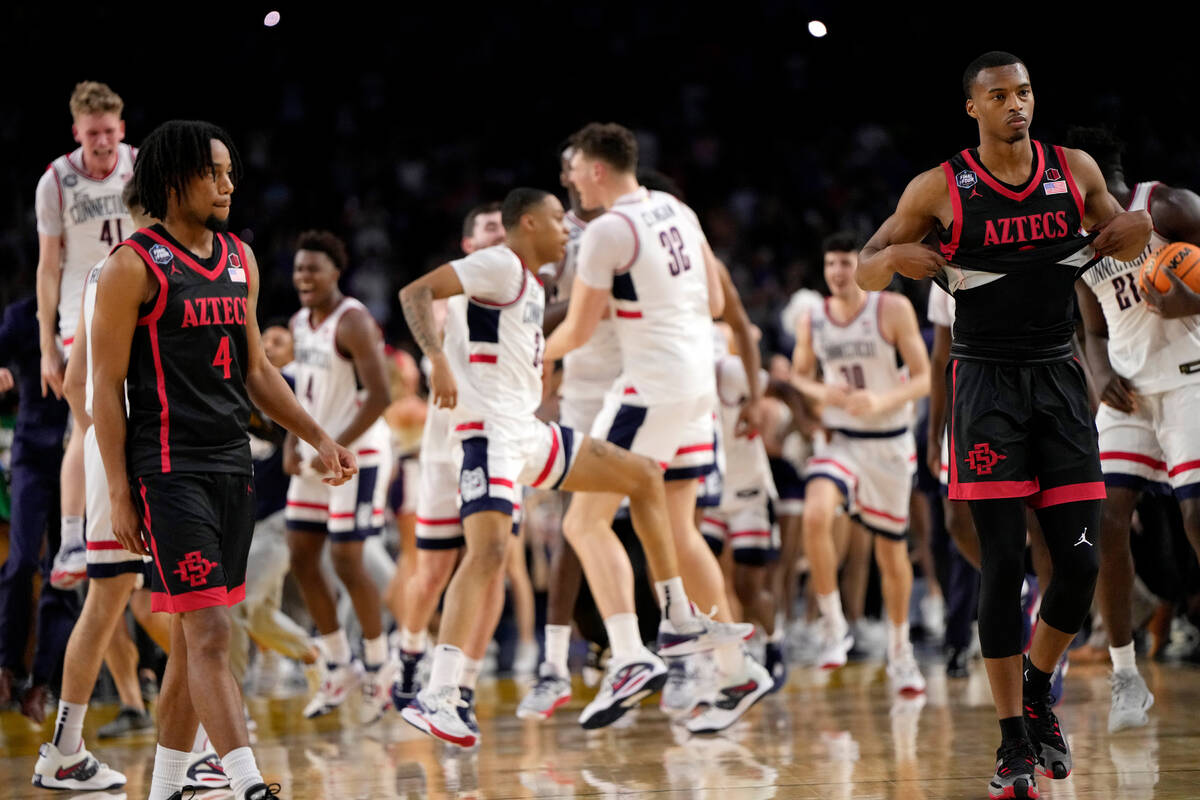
[429,353,458,409]
[886,243,946,282]
[926,435,942,479]
[1141,265,1200,319]
[315,437,357,486]
[843,389,881,417]
[1100,374,1138,414]
[282,440,302,476]
[735,396,769,438]
[824,383,851,408]
[0,368,13,394]
[110,489,150,555]
[40,347,65,399]
[1092,210,1152,261]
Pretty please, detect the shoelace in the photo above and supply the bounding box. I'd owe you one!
[430,685,469,710]
[1025,692,1065,748]
[995,740,1035,778]
[1110,672,1144,709]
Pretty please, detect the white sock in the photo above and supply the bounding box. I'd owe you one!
[319,629,351,666]
[544,624,571,676]
[399,627,427,654]
[604,613,644,660]
[191,724,209,754]
[51,699,86,755]
[714,642,744,677]
[770,612,786,643]
[1110,642,1138,674]
[654,577,700,632]
[887,621,911,662]
[61,516,84,550]
[147,745,191,800]
[460,657,482,691]
[816,591,846,631]
[220,746,264,798]
[363,634,388,669]
[427,644,465,692]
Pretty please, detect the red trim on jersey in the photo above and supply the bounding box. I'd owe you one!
[949,360,959,487]
[533,424,562,487]
[122,240,169,326]
[121,248,175,473]
[469,354,498,363]
[961,140,1045,202]
[615,310,643,318]
[606,210,641,274]
[51,165,63,212]
[357,448,380,456]
[471,258,529,307]
[455,422,484,432]
[1100,451,1167,471]
[287,500,330,510]
[675,443,714,455]
[858,503,907,524]
[65,145,124,182]
[141,228,229,282]
[702,517,728,530]
[62,336,75,347]
[329,512,357,519]
[417,516,460,526]
[1027,481,1107,509]
[86,541,128,551]
[141,479,174,606]
[153,585,232,614]
[729,529,771,539]
[1169,459,1200,478]
[808,457,857,480]
[823,294,871,328]
[951,479,1040,500]
[1054,145,1086,222]
[489,477,514,488]
[874,292,896,345]
[940,161,964,260]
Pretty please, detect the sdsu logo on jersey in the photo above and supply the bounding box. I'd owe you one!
[149,244,173,265]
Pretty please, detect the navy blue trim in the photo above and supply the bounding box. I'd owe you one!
[87,560,150,579]
[1174,482,1200,500]
[702,533,724,556]
[665,464,714,481]
[612,272,638,301]
[831,427,908,439]
[803,473,851,508]
[696,493,721,508]
[329,526,381,543]
[467,303,501,343]
[1104,473,1172,495]
[416,535,465,550]
[286,519,330,534]
[852,514,907,541]
[551,425,576,491]
[733,548,777,566]
[606,405,646,450]
[461,497,515,518]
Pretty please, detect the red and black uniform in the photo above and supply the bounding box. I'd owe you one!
[119,224,255,613]
[938,141,1105,507]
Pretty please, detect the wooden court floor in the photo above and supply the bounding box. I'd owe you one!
[1,659,1197,798]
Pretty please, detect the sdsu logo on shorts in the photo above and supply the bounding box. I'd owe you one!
[956,170,978,190]
[149,244,173,265]
[460,467,487,502]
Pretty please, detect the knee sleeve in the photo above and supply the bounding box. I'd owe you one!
[1033,500,1101,635]
[970,499,1028,659]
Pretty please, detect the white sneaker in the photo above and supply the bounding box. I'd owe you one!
[579,648,668,729]
[920,593,946,641]
[401,685,477,748]
[1109,670,1154,733]
[361,659,397,724]
[303,660,363,719]
[49,542,88,590]
[685,654,773,734]
[32,742,126,790]
[184,748,230,789]
[816,618,854,670]
[512,640,539,678]
[886,652,927,696]
[657,609,755,657]
[659,652,715,720]
[516,664,572,721]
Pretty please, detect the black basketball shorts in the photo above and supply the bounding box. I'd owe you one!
[947,358,1105,508]
[134,471,255,613]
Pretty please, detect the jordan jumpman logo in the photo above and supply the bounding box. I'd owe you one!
[1074,527,1093,547]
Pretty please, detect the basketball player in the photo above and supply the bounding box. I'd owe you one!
[547,123,771,734]
[856,52,1151,798]
[35,81,136,589]
[399,188,747,746]
[792,233,929,695]
[282,230,395,723]
[1066,126,1200,733]
[90,120,355,800]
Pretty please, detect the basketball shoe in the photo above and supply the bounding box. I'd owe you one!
[49,541,87,590]
[685,654,772,734]
[659,652,714,720]
[401,685,477,748]
[303,660,363,719]
[361,659,397,724]
[988,738,1039,799]
[1109,670,1154,732]
[517,664,572,720]
[32,743,125,791]
[1024,690,1071,779]
[457,686,480,736]
[815,617,854,669]
[657,610,754,657]
[184,748,230,789]
[391,649,423,710]
[886,649,927,696]
[764,640,788,692]
[579,648,668,729]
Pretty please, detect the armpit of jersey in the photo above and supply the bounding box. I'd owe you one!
[938,236,1097,294]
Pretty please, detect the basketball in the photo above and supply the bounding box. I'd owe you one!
[1139,241,1200,293]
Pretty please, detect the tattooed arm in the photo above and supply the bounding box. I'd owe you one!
[398,263,465,409]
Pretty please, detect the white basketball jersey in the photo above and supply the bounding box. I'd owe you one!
[590,188,715,404]
[38,144,136,342]
[82,258,105,418]
[291,297,390,457]
[445,245,546,419]
[1082,182,1200,393]
[715,355,777,497]
[559,211,622,402]
[811,292,911,431]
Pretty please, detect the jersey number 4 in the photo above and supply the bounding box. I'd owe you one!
[658,226,691,276]
[99,220,125,248]
[212,336,233,379]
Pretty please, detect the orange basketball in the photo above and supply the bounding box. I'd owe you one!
[1139,241,1200,293]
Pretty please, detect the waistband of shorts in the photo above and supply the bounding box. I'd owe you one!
[949,342,1074,365]
[830,426,908,439]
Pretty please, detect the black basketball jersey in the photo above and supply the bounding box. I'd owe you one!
[120,224,252,477]
[937,141,1094,363]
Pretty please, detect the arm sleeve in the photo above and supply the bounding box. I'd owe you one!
[450,247,526,305]
[576,213,637,290]
[926,285,954,327]
[35,168,63,237]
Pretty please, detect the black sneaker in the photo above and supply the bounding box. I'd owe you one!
[987,738,1039,799]
[244,783,282,799]
[946,646,970,679]
[98,706,155,739]
[1024,691,1071,779]
[457,686,479,735]
[391,650,423,710]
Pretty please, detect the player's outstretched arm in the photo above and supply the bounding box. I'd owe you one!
[858,168,948,290]
[714,258,764,433]
[1066,148,1151,262]
[92,247,154,555]
[241,244,355,485]
[399,263,464,408]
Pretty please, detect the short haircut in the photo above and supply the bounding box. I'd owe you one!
[462,201,502,239]
[264,317,292,332]
[69,81,123,118]
[501,188,551,231]
[638,169,683,200]
[132,120,243,221]
[1065,126,1125,173]
[962,51,1026,98]
[296,229,349,271]
[822,232,860,254]
[571,122,638,173]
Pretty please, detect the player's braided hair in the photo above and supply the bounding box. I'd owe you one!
[132,120,242,221]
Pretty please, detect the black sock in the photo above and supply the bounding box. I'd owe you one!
[1022,654,1053,699]
[999,715,1027,742]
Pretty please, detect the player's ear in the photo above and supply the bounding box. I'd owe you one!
[965,98,977,120]
[72,123,81,144]
[118,119,126,142]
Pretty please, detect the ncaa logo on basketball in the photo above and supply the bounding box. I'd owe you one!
[460,467,487,503]
[956,170,977,189]
[149,244,173,265]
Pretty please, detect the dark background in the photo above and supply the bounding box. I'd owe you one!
[3,1,1198,357]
